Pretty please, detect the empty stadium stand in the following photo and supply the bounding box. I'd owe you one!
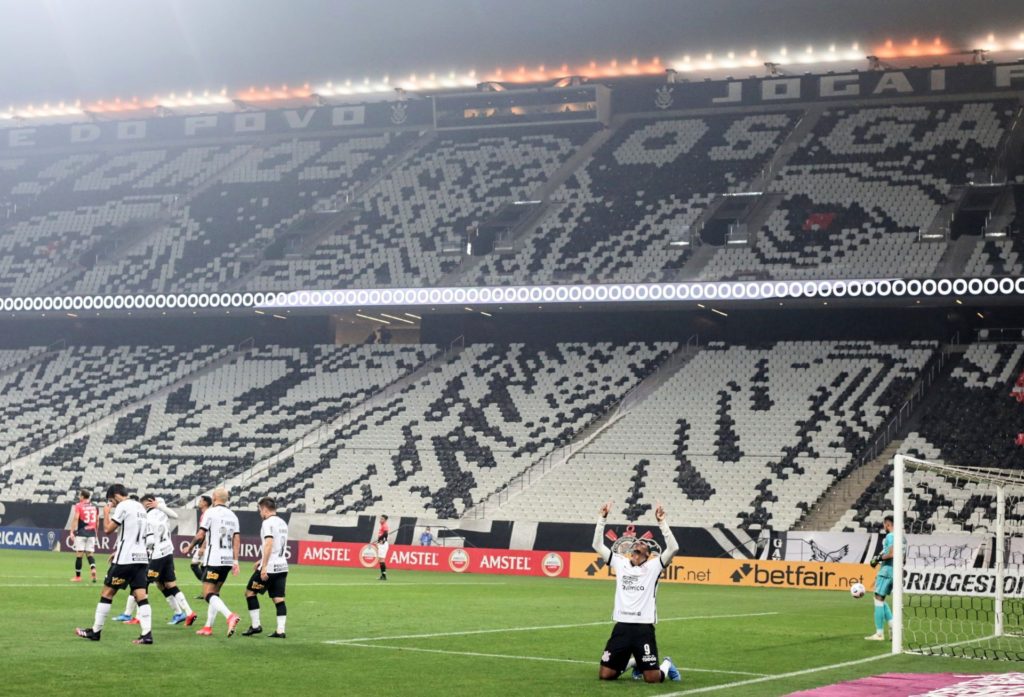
[838,341,1024,533]
[229,341,675,517]
[0,344,437,503]
[497,340,937,532]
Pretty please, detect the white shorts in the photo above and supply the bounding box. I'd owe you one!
[73,536,96,553]
[376,542,389,559]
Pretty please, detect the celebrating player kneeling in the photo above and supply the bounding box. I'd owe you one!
[75,484,154,645]
[242,497,289,639]
[593,502,681,683]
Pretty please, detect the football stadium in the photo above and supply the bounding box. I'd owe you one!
[5,2,1024,694]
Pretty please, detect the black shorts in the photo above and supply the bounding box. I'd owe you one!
[104,563,149,592]
[601,622,659,674]
[147,554,177,584]
[246,570,287,598]
[203,565,233,586]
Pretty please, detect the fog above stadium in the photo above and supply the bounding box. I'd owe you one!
[0,0,1021,105]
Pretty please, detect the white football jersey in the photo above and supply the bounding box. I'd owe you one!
[609,555,663,624]
[192,509,208,562]
[111,499,149,565]
[201,505,240,567]
[258,515,289,574]
[146,507,175,559]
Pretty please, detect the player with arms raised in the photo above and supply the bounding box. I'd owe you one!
[242,497,289,638]
[193,487,242,637]
[68,489,99,583]
[593,502,681,683]
[75,484,154,644]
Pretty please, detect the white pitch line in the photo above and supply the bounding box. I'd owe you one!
[337,642,768,676]
[661,652,894,695]
[325,611,778,644]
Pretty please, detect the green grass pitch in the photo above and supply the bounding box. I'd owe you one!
[2,550,1021,696]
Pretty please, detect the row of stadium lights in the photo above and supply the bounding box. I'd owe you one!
[4,278,1024,316]
[2,32,1022,121]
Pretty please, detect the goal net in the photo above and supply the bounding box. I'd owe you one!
[894,454,1024,659]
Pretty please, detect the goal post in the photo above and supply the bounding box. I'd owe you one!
[892,453,1024,659]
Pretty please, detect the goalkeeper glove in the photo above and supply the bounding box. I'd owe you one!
[869,556,879,568]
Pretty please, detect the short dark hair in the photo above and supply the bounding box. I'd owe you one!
[140,494,156,503]
[381,514,389,520]
[106,484,128,500]
[199,495,212,507]
[883,515,894,524]
[78,489,91,500]
[257,497,277,511]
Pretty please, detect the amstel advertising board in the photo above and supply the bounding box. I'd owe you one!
[299,541,569,578]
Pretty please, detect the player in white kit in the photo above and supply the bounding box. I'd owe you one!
[114,495,197,626]
[593,502,681,683]
[75,484,155,645]
[192,487,241,637]
[242,497,289,638]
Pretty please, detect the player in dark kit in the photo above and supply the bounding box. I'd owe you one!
[375,514,390,580]
[75,484,155,644]
[242,497,289,638]
[69,489,99,583]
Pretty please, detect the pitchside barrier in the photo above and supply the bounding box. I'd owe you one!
[568,552,876,591]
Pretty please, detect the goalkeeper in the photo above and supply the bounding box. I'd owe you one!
[866,514,897,641]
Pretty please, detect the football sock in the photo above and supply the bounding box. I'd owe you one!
[247,595,260,628]
[161,585,178,612]
[75,557,82,576]
[208,594,231,625]
[93,597,112,633]
[125,595,138,616]
[379,562,387,576]
[874,599,886,632]
[86,555,96,569]
[275,600,287,633]
[137,599,152,635]
[883,603,893,623]
[659,658,671,682]
[174,591,193,616]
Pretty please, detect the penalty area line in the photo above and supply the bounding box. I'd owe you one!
[336,643,768,677]
[661,652,895,695]
[325,611,778,644]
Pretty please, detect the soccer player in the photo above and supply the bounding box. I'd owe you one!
[115,495,197,626]
[866,514,898,641]
[242,497,289,639]
[192,487,241,637]
[69,489,99,583]
[592,502,681,683]
[190,495,212,582]
[375,514,390,580]
[75,484,154,644]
